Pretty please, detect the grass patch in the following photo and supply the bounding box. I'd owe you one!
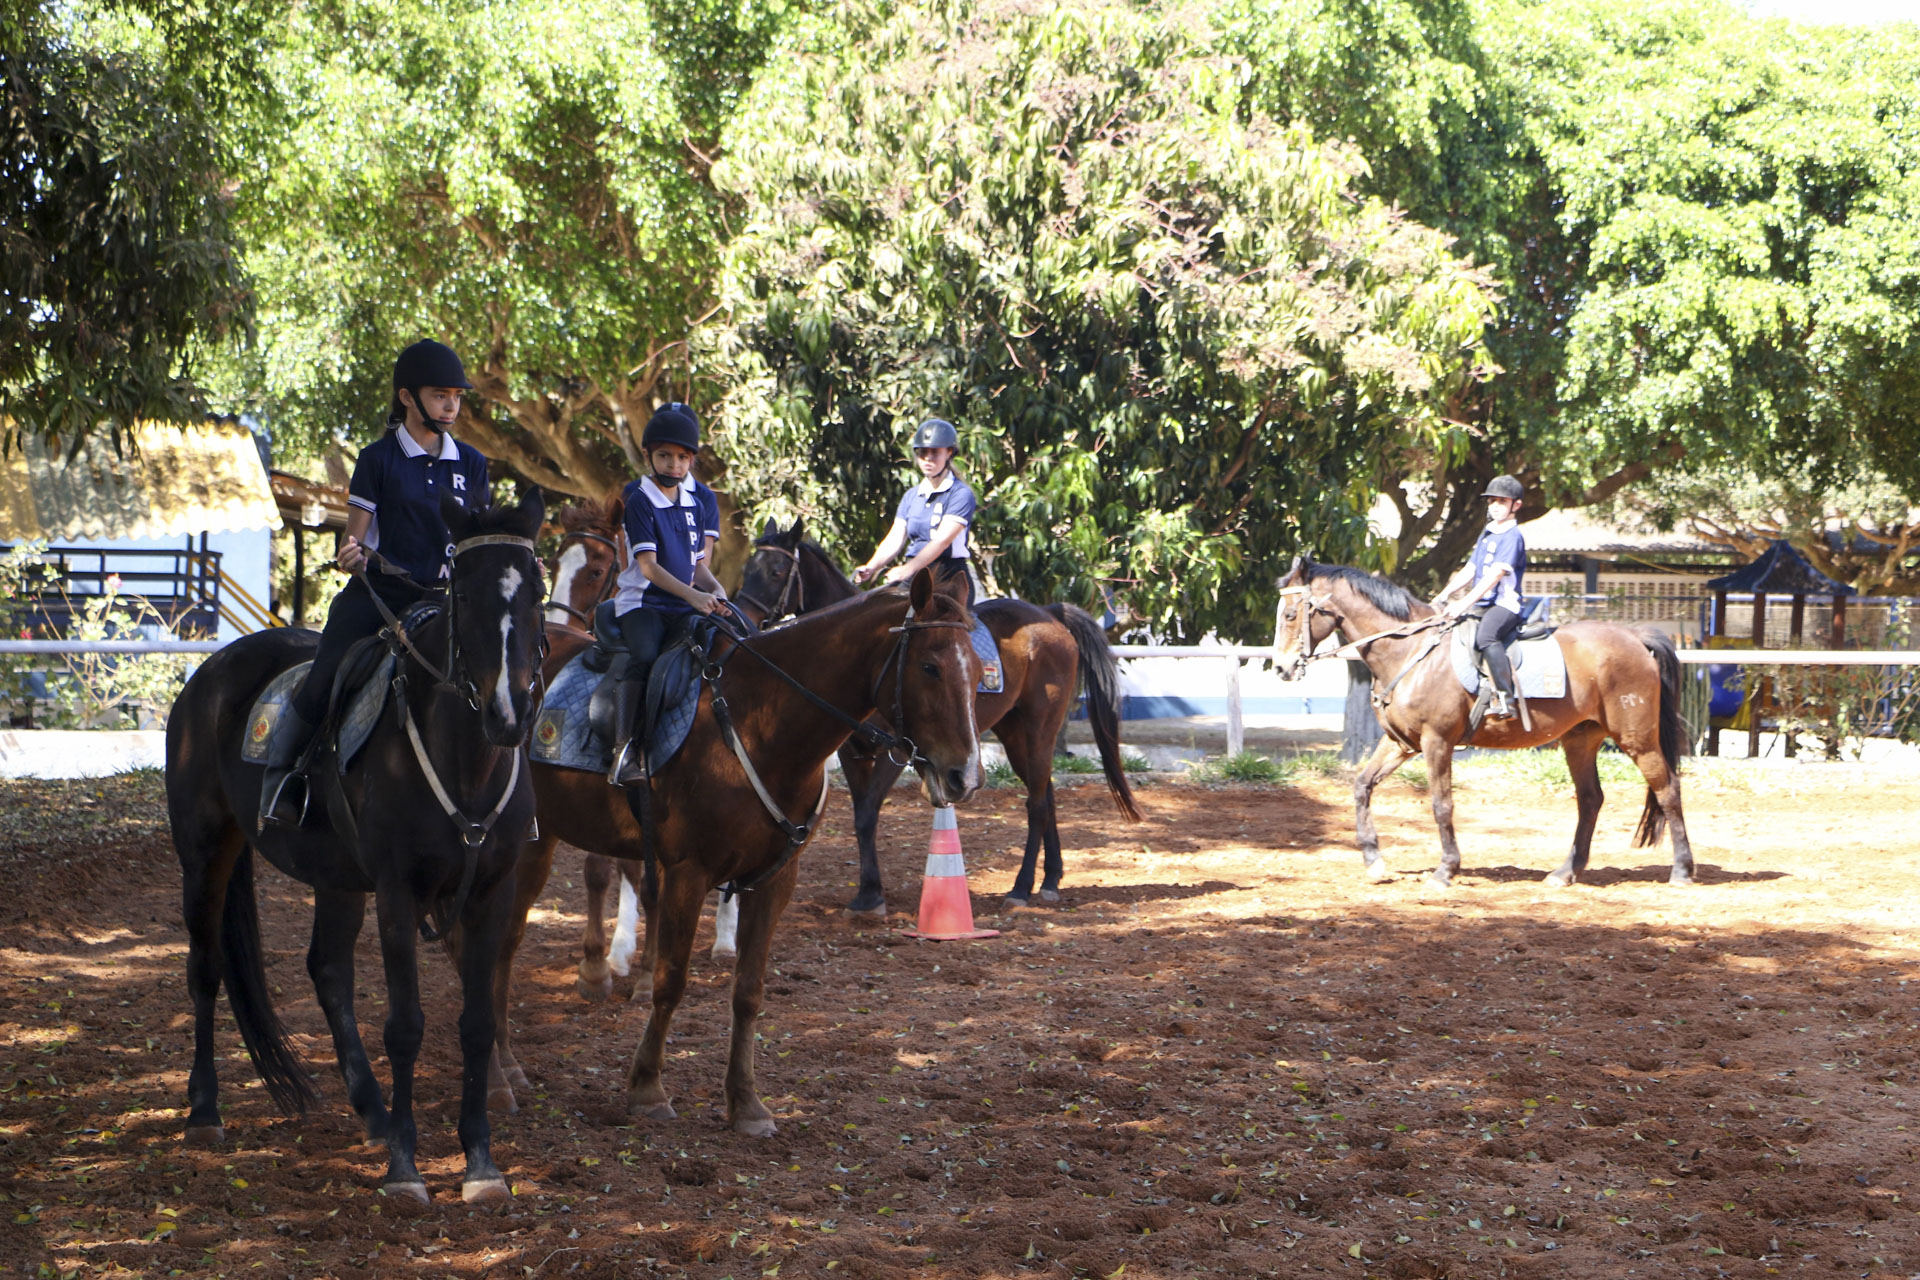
[1122,752,1152,773]
[1284,750,1344,779]
[984,760,1019,788]
[1456,747,1643,792]
[1188,751,1285,784]
[1391,759,1430,791]
[1052,752,1100,775]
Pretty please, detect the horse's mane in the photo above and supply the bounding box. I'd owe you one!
[1306,563,1423,622]
[560,496,620,537]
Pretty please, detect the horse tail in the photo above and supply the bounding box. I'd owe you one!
[1633,627,1687,849]
[1047,603,1141,822]
[220,846,318,1116]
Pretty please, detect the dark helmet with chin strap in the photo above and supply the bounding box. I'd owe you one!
[1483,475,1524,502]
[910,418,958,451]
[390,339,472,427]
[642,403,701,453]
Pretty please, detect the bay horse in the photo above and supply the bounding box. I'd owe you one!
[732,519,1140,914]
[492,567,982,1133]
[535,495,738,1007]
[1273,556,1694,889]
[165,491,547,1207]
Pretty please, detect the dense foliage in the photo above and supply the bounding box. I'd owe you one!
[701,0,1496,634]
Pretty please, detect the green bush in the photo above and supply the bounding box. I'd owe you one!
[984,760,1020,788]
[1053,752,1100,775]
[1190,751,1285,784]
[1122,752,1152,773]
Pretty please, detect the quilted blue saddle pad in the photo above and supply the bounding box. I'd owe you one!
[530,644,702,776]
[241,650,396,770]
[970,616,1003,694]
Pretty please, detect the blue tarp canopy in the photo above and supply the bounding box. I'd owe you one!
[1705,539,1854,597]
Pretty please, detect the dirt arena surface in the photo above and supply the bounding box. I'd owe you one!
[2,760,1917,1279]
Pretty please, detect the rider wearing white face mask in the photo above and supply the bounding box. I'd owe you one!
[1433,475,1529,720]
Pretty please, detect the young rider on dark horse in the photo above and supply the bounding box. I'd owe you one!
[607,404,724,786]
[852,417,979,606]
[1433,475,1529,720]
[260,339,491,825]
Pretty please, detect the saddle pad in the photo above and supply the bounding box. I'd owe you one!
[240,653,396,770]
[970,617,1003,694]
[1450,625,1568,700]
[530,645,703,776]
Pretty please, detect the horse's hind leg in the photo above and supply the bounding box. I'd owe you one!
[578,851,617,998]
[625,862,709,1120]
[843,745,901,918]
[1630,741,1695,886]
[999,715,1054,906]
[1352,736,1414,883]
[487,832,560,1112]
[1546,724,1606,889]
[723,858,801,1138]
[308,889,388,1140]
[178,821,244,1145]
[1420,731,1463,890]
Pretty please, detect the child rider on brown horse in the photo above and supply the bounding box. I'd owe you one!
[1432,475,1529,720]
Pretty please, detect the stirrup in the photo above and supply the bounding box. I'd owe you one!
[261,768,311,829]
[1487,691,1517,720]
[609,738,648,787]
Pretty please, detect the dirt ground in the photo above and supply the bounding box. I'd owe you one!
[2,760,1916,1280]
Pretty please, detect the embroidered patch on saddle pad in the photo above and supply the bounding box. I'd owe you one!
[1449,626,1568,700]
[969,616,1003,695]
[240,652,396,769]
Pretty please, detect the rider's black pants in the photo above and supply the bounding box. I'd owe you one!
[616,607,693,728]
[1474,605,1522,696]
[290,575,422,726]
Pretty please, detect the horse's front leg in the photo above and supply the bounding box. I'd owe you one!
[724,857,801,1137]
[625,862,709,1119]
[456,877,514,1209]
[578,851,617,999]
[372,884,429,1203]
[1421,731,1462,890]
[1352,735,1413,883]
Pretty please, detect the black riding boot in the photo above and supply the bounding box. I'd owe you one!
[1482,642,1518,719]
[608,677,649,786]
[259,704,316,828]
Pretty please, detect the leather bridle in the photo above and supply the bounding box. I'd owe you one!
[1274,582,1342,679]
[734,541,804,623]
[543,529,620,629]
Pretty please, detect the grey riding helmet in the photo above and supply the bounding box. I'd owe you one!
[910,418,959,451]
[1483,475,1524,501]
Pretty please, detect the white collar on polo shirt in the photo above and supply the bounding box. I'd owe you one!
[916,470,958,498]
[395,423,461,461]
[1487,517,1518,533]
[640,475,696,508]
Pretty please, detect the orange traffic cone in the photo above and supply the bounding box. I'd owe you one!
[901,806,999,940]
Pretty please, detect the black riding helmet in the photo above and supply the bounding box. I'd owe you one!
[910,418,958,451]
[389,339,472,427]
[642,403,701,453]
[1483,475,1524,502]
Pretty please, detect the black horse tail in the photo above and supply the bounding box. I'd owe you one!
[220,847,318,1115]
[1047,603,1141,823]
[1633,627,1687,849]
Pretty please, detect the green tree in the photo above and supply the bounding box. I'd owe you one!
[701,0,1496,637]
[1,0,258,453]
[227,0,784,498]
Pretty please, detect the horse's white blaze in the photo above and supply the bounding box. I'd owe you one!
[609,877,638,976]
[546,543,586,627]
[495,566,523,728]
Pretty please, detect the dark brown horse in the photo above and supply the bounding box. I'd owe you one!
[492,568,983,1133]
[1273,557,1694,889]
[734,519,1140,914]
[166,492,547,1206]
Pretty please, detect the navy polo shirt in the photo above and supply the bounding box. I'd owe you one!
[1468,522,1527,613]
[614,477,705,616]
[896,471,976,561]
[691,478,722,549]
[346,426,490,583]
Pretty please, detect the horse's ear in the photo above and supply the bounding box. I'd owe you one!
[1278,554,1304,588]
[503,485,545,539]
[908,565,934,613]
[789,517,805,544]
[603,493,624,528]
[760,517,779,541]
[441,490,474,543]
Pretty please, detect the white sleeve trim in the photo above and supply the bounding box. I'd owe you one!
[347,495,377,513]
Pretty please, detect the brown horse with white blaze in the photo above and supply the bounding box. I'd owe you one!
[1273,557,1694,889]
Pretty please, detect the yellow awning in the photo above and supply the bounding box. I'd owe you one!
[0,420,283,542]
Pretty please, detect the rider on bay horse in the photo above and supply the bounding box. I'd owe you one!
[261,339,491,825]
[607,403,727,786]
[1433,474,1529,720]
[853,417,980,606]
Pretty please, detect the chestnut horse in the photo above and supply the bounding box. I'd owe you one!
[166,492,546,1206]
[1273,557,1694,889]
[492,569,982,1132]
[732,519,1140,914]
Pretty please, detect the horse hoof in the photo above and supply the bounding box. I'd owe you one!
[505,1065,532,1093]
[1364,862,1395,884]
[1424,874,1451,891]
[183,1124,225,1147]
[1038,889,1061,904]
[1669,872,1694,887]
[1544,871,1575,889]
[488,1086,518,1114]
[576,972,613,1002]
[711,945,738,962]
[731,1114,778,1138]
[462,1178,512,1211]
[381,1180,431,1207]
[606,954,631,979]
[1002,895,1028,910]
[843,907,886,926]
[628,1096,676,1121]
